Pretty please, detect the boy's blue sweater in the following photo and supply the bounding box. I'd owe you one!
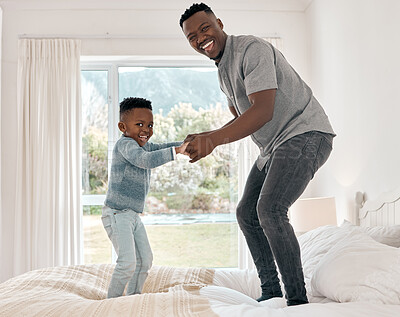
[104,135,181,213]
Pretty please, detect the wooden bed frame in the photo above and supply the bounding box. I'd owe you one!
[356,187,400,226]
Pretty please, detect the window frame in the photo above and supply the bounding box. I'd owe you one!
[80,56,249,267]
[80,56,219,207]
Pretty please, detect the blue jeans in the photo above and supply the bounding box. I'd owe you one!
[102,206,153,298]
[236,131,333,306]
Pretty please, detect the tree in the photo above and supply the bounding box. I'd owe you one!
[81,77,108,195]
[148,102,238,213]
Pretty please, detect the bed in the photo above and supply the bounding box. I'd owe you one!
[1,189,400,317]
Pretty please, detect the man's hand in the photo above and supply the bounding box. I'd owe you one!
[184,134,197,143]
[184,131,211,143]
[186,134,216,163]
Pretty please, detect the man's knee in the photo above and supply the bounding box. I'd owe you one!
[256,198,289,229]
[236,200,252,228]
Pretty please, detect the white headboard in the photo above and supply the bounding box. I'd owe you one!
[356,188,400,227]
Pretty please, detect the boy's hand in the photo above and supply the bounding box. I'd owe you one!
[175,142,189,155]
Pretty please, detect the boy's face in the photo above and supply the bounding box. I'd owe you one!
[182,11,227,63]
[118,108,153,147]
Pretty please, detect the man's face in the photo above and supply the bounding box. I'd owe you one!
[118,108,153,147]
[182,11,227,63]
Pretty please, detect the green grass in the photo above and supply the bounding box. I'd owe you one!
[83,215,111,264]
[83,215,238,268]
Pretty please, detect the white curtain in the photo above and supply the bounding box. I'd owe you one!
[14,39,82,275]
[237,37,283,270]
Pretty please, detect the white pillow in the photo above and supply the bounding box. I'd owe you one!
[341,220,400,248]
[212,268,262,300]
[200,285,260,306]
[311,230,400,304]
[298,225,353,281]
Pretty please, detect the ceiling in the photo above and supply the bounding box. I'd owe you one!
[0,0,314,12]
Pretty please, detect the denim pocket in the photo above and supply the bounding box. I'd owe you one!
[301,132,319,160]
[314,135,333,172]
[321,133,333,148]
[101,215,113,238]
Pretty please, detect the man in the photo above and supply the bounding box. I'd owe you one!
[180,3,335,306]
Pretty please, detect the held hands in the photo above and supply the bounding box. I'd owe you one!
[175,131,216,162]
[183,132,216,163]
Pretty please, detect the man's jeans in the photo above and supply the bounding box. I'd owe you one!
[236,131,333,306]
[102,206,153,298]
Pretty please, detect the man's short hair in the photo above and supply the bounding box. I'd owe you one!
[179,3,213,28]
[119,97,152,119]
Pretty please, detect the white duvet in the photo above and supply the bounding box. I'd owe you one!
[1,223,400,316]
[204,270,400,317]
[203,223,400,316]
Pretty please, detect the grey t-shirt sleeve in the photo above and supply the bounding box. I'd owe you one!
[242,41,278,96]
[227,97,235,109]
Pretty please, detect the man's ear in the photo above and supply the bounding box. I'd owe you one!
[118,121,126,133]
[217,18,224,30]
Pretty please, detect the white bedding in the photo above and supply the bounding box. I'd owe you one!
[205,223,400,316]
[204,222,400,316]
[1,223,400,316]
[204,290,400,317]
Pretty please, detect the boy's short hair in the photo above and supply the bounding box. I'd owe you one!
[179,3,213,28]
[119,97,152,119]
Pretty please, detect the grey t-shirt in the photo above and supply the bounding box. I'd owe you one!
[217,35,335,170]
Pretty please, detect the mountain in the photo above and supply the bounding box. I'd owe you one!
[119,68,228,113]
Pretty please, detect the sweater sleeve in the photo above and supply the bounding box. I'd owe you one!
[117,138,175,169]
[148,141,183,151]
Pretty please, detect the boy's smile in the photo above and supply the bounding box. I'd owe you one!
[118,108,153,146]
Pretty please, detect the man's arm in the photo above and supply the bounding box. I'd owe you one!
[228,104,239,118]
[186,89,276,162]
[184,105,239,142]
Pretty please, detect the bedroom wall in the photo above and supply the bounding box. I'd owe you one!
[304,0,400,222]
[0,7,2,278]
[0,1,309,282]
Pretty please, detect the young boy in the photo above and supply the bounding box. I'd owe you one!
[102,97,188,298]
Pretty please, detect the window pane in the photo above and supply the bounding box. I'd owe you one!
[82,205,111,263]
[119,67,238,268]
[119,67,227,114]
[81,70,111,263]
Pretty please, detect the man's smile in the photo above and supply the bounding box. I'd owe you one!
[200,39,214,52]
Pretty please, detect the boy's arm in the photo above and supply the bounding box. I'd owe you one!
[148,141,183,151]
[148,141,187,160]
[119,139,177,169]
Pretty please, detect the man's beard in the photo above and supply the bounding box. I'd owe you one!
[210,50,224,61]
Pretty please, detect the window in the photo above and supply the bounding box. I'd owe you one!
[81,69,110,263]
[81,58,238,268]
